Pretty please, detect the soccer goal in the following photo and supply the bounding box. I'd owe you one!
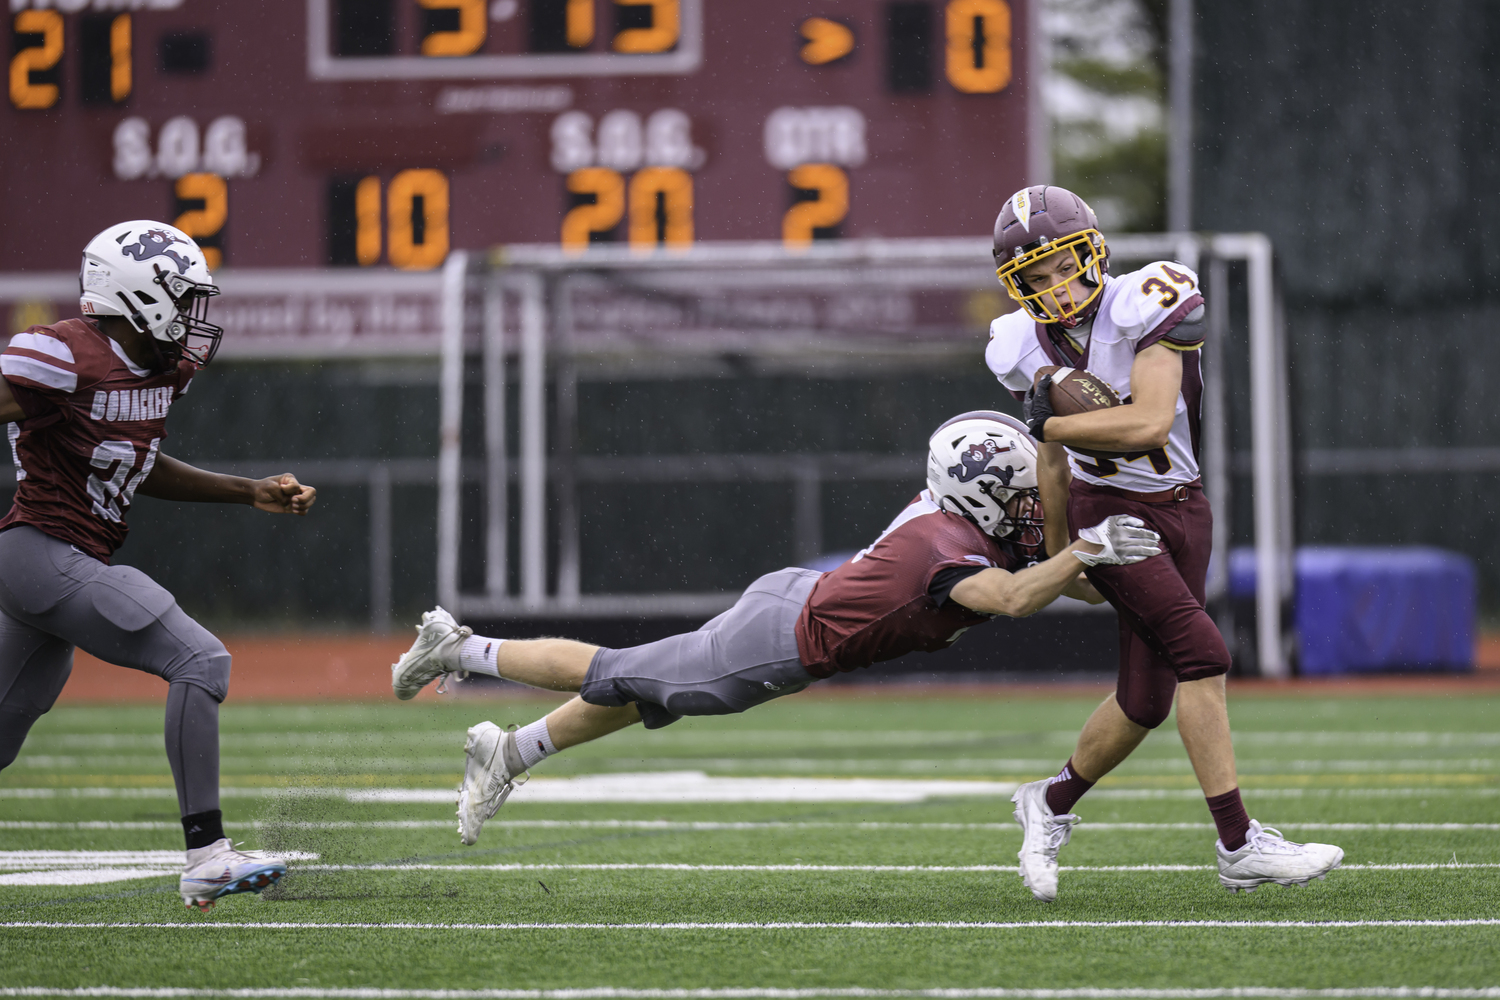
[432,233,1295,677]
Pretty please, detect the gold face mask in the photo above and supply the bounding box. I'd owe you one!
[995,229,1108,325]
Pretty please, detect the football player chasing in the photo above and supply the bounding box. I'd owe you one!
[392,411,1162,846]
[986,185,1343,900]
[0,221,317,911]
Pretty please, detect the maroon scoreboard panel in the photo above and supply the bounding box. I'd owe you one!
[2,0,1036,272]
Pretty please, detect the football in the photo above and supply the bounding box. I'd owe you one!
[1034,365,1124,459]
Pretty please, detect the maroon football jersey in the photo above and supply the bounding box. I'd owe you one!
[2,318,194,562]
[796,490,1021,677]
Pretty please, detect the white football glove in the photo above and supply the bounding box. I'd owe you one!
[1074,515,1162,567]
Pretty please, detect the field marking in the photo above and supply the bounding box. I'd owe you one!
[290,862,1496,874]
[3,785,1499,803]
[13,756,1500,776]
[5,854,1491,887]
[5,820,1500,832]
[5,919,1499,931]
[0,868,180,887]
[0,850,317,870]
[5,990,1500,1000]
[0,850,317,885]
[23,728,1500,749]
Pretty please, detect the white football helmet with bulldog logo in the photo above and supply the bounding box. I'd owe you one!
[79,220,223,365]
[926,410,1043,545]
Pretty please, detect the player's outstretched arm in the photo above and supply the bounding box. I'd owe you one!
[949,516,1159,618]
[0,379,23,424]
[1041,344,1182,453]
[139,453,317,515]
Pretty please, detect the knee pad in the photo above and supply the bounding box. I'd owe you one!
[1116,683,1174,730]
[162,641,231,703]
[0,705,44,770]
[662,690,738,717]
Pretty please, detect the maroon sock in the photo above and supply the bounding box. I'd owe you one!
[1043,758,1095,815]
[1206,788,1251,851]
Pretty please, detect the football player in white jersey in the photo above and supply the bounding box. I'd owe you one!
[984,185,1342,901]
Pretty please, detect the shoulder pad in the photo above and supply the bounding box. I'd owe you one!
[2,320,113,395]
[1106,261,1203,344]
[984,310,1039,391]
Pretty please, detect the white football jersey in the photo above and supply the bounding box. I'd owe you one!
[984,261,1206,492]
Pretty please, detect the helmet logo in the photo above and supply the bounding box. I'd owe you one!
[1011,189,1032,232]
[121,229,193,275]
[947,439,1016,484]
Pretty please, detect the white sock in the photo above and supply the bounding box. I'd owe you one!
[514,718,557,769]
[459,634,505,678]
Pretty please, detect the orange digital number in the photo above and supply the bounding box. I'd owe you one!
[388,168,450,270]
[109,13,131,102]
[612,0,678,53]
[1140,276,1179,309]
[945,0,1010,93]
[566,0,595,47]
[355,175,382,266]
[418,0,487,57]
[562,167,625,252]
[628,167,693,250]
[783,164,848,250]
[10,10,63,110]
[174,173,228,270]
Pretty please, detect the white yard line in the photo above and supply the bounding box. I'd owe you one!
[2,784,1497,803]
[4,820,1499,832]
[289,862,1496,873]
[24,728,1500,749]
[4,919,1499,930]
[4,990,1500,1000]
[0,868,180,887]
[0,851,317,867]
[11,757,1500,774]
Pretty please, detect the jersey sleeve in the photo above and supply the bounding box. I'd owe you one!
[2,325,111,400]
[921,518,1004,605]
[1106,262,1206,354]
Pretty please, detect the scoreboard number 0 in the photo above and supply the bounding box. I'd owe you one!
[945,0,1011,94]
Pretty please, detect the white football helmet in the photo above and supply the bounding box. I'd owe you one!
[926,410,1043,545]
[79,220,223,365]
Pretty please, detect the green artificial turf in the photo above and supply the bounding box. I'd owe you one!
[1,690,1497,997]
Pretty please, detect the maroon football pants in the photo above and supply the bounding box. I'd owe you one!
[1067,481,1230,729]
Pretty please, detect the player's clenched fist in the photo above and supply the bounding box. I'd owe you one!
[1073,515,1160,566]
[252,474,317,515]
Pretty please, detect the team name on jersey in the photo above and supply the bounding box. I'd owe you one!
[89,387,173,423]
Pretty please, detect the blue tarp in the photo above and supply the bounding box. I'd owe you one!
[1229,547,1475,675]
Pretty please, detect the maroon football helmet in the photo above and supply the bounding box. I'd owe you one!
[992,185,1110,329]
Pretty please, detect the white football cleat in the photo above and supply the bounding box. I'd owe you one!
[1011,777,1080,902]
[392,606,472,700]
[456,721,527,846]
[1218,819,1344,893]
[179,838,288,912]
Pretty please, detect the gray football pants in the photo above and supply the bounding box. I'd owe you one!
[580,567,821,729]
[0,526,229,817]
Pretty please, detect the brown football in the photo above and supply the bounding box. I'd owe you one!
[1034,365,1124,459]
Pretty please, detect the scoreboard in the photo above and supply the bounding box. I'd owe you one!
[2,0,1038,272]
